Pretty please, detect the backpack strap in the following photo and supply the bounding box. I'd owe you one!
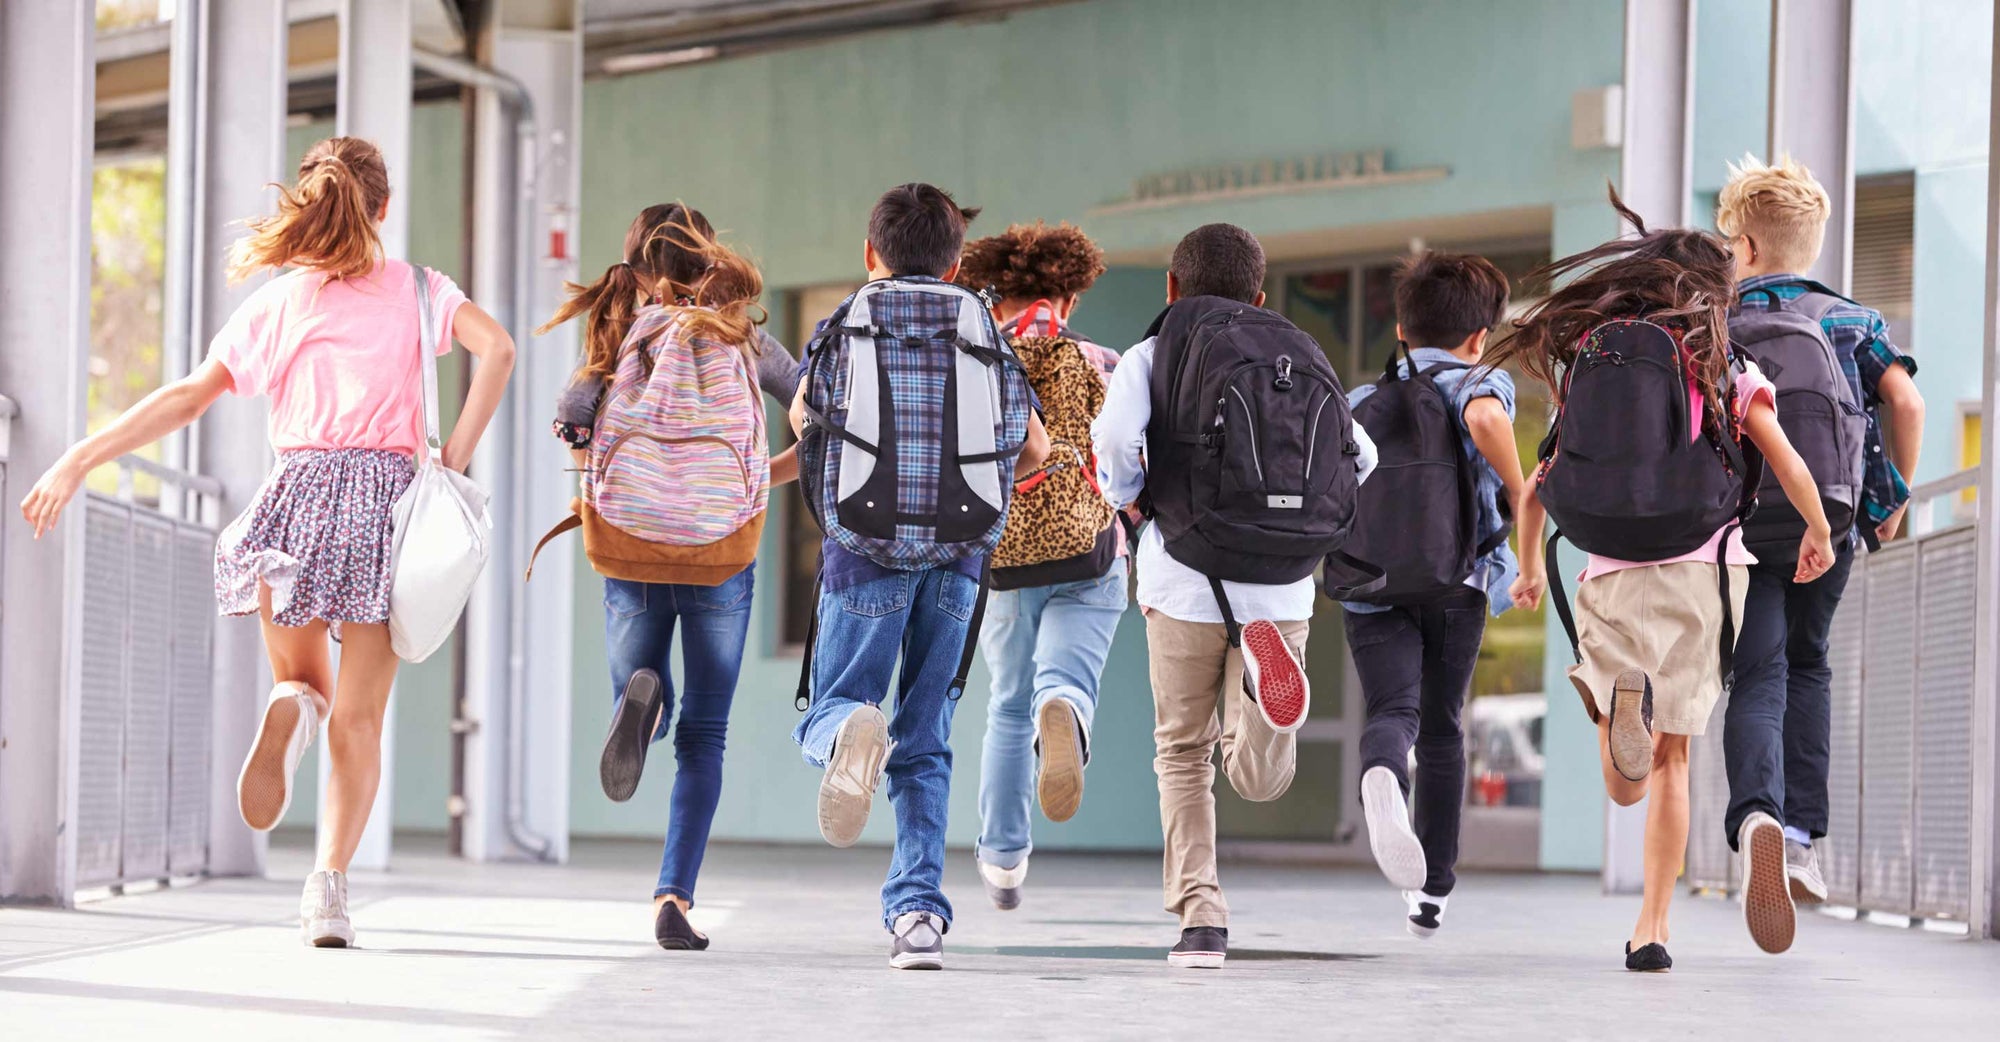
[1324,550,1389,600]
[1209,576,1243,648]
[795,550,826,712]
[947,561,995,701]
[524,510,582,582]
[1544,527,1743,692]
[1545,530,1581,663]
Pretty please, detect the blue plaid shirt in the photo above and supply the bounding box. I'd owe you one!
[1735,274,1919,533]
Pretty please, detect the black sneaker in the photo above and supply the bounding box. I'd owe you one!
[1624,941,1672,971]
[654,900,709,951]
[890,911,945,970]
[600,669,663,802]
[1168,926,1227,969]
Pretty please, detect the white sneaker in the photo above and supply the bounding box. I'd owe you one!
[889,911,945,970]
[978,857,1028,911]
[238,682,319,832]
[301,870,354,948]
[1361,765,1427,890]
[1738,811,1795,954]
[818,705,889,848]
[1404,890,1448,939]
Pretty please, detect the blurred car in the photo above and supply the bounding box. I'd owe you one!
[1466,692,1545,807]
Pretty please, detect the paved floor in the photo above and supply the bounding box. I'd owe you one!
[3,834,1996,1041]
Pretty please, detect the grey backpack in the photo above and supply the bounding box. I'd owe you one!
[1727,281,1867,555]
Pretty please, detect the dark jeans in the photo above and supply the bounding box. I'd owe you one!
[1342,586,1487,896]
[604,564,755,905]
[1723,540,1855,849]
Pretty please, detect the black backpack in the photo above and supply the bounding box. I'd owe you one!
[1539,318,1761,688]
[1140,296,1380,638]
[1728,281,1866,558]
[1327,344,1509,606]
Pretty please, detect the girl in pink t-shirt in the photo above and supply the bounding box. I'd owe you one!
[1487,192,1834,973]
[19,137,516,947]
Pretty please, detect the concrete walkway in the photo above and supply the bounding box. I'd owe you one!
[3,834,1996,1040]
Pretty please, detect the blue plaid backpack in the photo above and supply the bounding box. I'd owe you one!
[796,276,1034,570]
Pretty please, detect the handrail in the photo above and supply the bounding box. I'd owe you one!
[114,453,225,499]
[1903,467,1978,539]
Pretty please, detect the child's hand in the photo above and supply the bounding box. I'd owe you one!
[1510,568,1546,611]
[1794,525,1836,583]
[20,456,86,540]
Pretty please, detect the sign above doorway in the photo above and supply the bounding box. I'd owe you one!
[1089,149,1449,216]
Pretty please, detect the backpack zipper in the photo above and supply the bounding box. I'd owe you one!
[1304,392,1331,481]
[1227,386,1264,483]
[596,431,755,499]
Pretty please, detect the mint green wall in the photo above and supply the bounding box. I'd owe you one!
[569,0,1627,855]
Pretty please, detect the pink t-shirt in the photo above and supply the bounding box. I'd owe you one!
[1580,361,1777,581]
[207,259,468,455]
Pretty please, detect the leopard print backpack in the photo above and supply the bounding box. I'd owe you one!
[989,303,1119,591]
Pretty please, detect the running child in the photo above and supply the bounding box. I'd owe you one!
[20,136,516,948]
[1494,191,1835,971]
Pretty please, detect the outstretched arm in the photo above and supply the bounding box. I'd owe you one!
[441,303,515,472]
[20,359,233,539]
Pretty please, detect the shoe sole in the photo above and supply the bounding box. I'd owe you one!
[1167,951,1225,969]
[304,922,354,949]
[818,707,889,848]
[239,694,302,832]
[1743,821,1797,954]
[1242,621,1308,732]
[1608,670,1653,783]
[890,952,942,970]
[1406,920,1438,940]
[1361,767,1427,891]
[986,885,1021,912]
[1789,874,1829,905]
[600,670,663,803]
[1037,701,1084,823]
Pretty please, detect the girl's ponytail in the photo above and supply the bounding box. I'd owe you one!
[538,261,644,379]
[228,136,389,283]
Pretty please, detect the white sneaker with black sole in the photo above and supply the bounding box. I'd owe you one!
[1361,765,1427,890]
[890,911,945,970]
[818,705,890,848]
[1404,890,1448,939]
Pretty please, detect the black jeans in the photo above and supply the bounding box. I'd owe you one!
[1722,539,1856,849]
[1343,586,1487,896]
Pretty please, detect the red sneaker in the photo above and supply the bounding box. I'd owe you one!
[1240,620,1309,732]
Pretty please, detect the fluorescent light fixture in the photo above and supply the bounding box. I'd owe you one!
[602,46,721,75]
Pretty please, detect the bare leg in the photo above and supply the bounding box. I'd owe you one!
[1596,716,1647,808]
[315,621,399,874]
[257,584,333,718]
[1631,734,1690,947]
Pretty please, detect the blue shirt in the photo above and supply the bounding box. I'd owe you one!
[1343,347,1518,617]
[1735,274,1918,534]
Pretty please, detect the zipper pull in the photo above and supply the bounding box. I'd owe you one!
[1275,356,1294,390]
[1201,398,1227,453]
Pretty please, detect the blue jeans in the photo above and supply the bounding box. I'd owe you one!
[604,564,755,905]
[792,567,977,930]
[974,558,1128,870]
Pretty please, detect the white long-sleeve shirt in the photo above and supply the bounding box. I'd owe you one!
[1090,335,1377,624]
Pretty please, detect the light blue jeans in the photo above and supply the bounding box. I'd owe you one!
[974,558,1128,870]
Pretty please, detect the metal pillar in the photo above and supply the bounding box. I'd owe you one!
[194,0,290,880]
[0,0,94,906]
[1971,0,2000,945]
[1768,0,1855,294]
[1606,0,1698,895]
[461,0,579,864]
[327,0,414,872]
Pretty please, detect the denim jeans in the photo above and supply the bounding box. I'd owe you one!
[1342,586,1487,896]
[792,566,978,929]
[974,558,1128,870]
[1723,540,1855,848]
[604,564,755,905]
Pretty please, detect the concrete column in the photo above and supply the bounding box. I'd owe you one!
[461,0,578,864]
[0,0,94,906]
[328,0,413,872]
[194,0,289,880]
[1970,0,2000,945]
[1768,0,1855,293]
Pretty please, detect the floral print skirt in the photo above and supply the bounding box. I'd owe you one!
[215,449,415,640]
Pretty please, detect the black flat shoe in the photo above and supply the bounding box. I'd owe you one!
[1624,941,1672,972]
[601,669,664,802]
[655,900,709,951]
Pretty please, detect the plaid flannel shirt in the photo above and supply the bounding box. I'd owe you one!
[1736,274,1920,532]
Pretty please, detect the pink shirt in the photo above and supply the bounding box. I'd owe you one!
[207,259,468,456]
[1580,361,1777,581]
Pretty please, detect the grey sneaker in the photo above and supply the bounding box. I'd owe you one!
[1786,839,1829,905]
[301,870,354,949]
[890,911,945,970]
[818,705,889,848]
[978,857,1027,911]
[1738,812,1795,954]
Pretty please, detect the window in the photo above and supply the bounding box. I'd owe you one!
[777,283,861,650]
[1853,175,1915,354]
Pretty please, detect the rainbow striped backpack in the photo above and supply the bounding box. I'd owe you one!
[531,306,769,586]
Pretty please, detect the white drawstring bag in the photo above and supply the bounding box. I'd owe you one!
[388,266,492,662]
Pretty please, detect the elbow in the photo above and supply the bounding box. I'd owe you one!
[486,339,519,374]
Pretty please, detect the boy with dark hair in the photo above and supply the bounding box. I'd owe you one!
[1339,251,1540,938]
[1094,222,1377,968]
[789,183,1047,969]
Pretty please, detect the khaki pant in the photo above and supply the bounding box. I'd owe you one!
[1145,612,1307,928]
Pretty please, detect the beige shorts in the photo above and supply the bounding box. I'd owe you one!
[1566,560,1749,736]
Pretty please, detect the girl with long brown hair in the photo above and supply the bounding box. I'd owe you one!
[539,204,795,951]
[1492,189,1834,971]
[21,136,517,947]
